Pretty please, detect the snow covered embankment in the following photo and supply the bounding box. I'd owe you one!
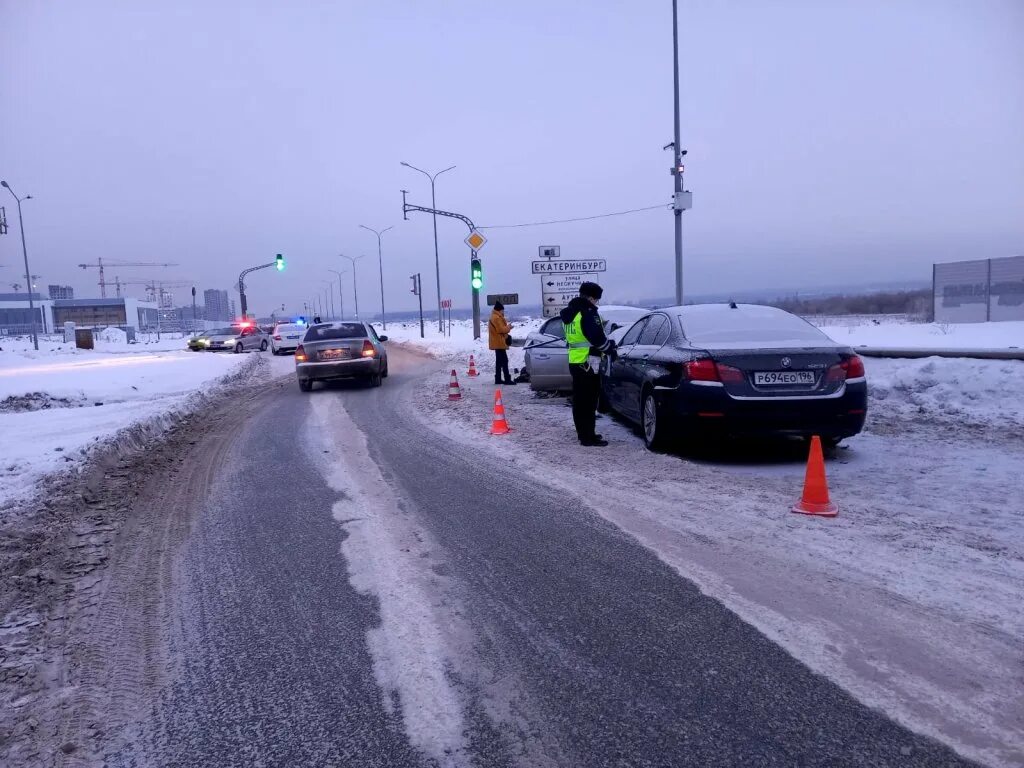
[0,338,259,513]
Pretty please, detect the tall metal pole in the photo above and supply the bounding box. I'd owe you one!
[191,286,198,336]
[329,268,347,320]
[1,182,38,350]
[342,254,364,318]
[401,162,455,332]
[672,0,684,305]
[417,275,424,338]
[360,225,393,329]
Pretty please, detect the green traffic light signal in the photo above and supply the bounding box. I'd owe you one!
[275,253,285,271]
[471,258,482,290]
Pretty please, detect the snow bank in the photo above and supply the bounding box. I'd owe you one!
[0,343,256,509]
[866,356,1024,429]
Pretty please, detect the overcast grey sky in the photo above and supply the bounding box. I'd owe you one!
[3,0,1022,315]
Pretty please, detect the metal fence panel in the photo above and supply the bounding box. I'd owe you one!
[934,259,989,323]
[989,255,1024,322]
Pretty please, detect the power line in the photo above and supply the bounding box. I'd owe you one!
[478,202,670,230]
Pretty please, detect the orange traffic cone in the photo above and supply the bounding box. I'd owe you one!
[792,436,838,517]
[448,369,462,401]
[467,355,480,377]
[489,389,511,435]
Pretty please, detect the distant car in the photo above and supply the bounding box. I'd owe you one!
[203,325,269,353]
[601,304,867,450]
[295,321,388,391]
[270,322,306,355]
[524,305,649,392]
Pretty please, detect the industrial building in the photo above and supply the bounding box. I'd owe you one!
[48,285,74,300]
[0,292,54,335]
[51,297,159,334]
[933,254,1024,323]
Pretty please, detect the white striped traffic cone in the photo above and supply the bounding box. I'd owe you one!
[448,369,462,401]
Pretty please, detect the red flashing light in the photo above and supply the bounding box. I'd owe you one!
[237,320,253,328]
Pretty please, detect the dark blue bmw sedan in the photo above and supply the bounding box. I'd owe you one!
[601,304,867,451]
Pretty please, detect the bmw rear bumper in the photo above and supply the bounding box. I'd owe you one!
[660,380,868,439]
[296,358,380,382]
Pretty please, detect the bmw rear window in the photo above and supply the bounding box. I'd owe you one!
[679,308,830,344]
[304,323,367,341]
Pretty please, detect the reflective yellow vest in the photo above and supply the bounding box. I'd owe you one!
[563,311,601,364]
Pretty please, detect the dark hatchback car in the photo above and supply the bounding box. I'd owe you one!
[601,304,867,450]
[295,321,388,391]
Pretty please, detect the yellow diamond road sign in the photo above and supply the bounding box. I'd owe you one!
[465,230,487,250]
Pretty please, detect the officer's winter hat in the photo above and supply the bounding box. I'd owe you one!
[579,282,603,300]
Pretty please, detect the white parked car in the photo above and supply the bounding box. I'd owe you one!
[270,322,306,355]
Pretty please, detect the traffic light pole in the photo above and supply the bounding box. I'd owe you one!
[237,255,284,319]
[401,191,482,340]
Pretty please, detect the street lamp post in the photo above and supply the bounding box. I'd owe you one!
[341,254,364,319]
[321,280,335,320]
[400,161,455,332]
[328,268,347,320]
[359,224,393,330]
[1,180,38,350]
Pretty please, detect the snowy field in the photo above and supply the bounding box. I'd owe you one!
[389,316,1024,768]
[0,332,254,512]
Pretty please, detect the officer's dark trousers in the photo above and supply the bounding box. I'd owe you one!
[569,363,599,442]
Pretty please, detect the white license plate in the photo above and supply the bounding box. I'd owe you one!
[754,371,815,386]
[319,349,348,361]
[287,335,300,340]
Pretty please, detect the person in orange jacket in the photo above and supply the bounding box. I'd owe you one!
[488,302,515,385]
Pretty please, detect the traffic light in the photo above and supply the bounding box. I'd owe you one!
[275,253,285,271]
[471,258,483,290]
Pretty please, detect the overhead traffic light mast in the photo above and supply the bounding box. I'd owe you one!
[238,254,286,318]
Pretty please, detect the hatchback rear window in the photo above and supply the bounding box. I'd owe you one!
[303,323,367,341]
[275,324,303,333]
[679,307,830,344]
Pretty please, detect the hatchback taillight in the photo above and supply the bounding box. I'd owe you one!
[361,340,376,358]
[295,345,306,362]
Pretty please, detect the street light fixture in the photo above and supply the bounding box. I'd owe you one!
[1,180,38,350]
[359,224,393,330]
[328,268,347,320]
[400,161,456,333]
[341,253,364,319]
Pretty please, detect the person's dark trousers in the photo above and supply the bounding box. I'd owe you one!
[494,348,512,384]
[569,363,600,442]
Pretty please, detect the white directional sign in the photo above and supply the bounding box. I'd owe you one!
[543,291,578,305]
[540,274,584,294]
[542,304,567,318]
[531,259,606,274]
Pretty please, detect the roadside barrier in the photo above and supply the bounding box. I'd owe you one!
[448,370,462,401]
[490,389,511,435]
[792,436,837,517]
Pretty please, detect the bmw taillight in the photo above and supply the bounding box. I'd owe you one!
[826,354,865,382]
[295,345,307,362]
[684,359,719,381]
[361,340,376,358]
[715,363,745,384]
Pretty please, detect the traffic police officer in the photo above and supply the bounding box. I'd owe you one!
[559,281,617,446]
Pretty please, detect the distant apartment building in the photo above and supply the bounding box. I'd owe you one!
[204,288,231,321]
[48,285,74,300]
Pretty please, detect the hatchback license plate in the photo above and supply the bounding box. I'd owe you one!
[319,349,348,361]
[754,371,815,386]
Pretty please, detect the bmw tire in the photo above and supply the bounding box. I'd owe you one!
[641,390,669,452]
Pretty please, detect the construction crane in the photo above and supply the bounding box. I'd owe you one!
[77,257,179,298]
[112,277,194,302]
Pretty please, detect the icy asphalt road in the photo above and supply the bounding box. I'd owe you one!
[116,348,976,768]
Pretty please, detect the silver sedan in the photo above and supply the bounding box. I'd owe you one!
[295,321,389,391]
[523,305,648,391]
[203,325,269,353]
